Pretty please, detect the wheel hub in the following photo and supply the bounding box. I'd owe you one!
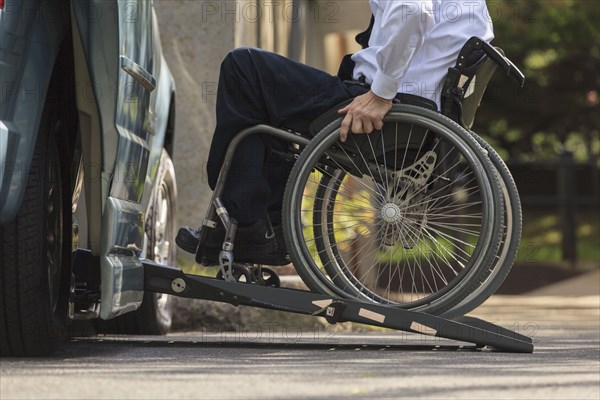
[381,203,402,223]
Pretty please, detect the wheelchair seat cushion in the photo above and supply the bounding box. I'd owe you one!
[307,94,437,137]
[282,117,312,134]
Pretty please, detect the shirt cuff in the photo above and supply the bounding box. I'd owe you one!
[371,69,399,100]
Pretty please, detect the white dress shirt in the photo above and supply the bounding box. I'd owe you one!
[352,0,494,106]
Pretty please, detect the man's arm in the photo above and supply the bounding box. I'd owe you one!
[339,1,434,142]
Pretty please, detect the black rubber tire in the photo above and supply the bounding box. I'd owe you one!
[283,105,504,315]
[442,132,522,317]
[0,121,72,356]
[97,150,176,335]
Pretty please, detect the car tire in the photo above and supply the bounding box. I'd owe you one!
[0,116,72,356]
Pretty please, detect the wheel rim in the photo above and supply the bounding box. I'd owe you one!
[154,183,172,265]
[151,174,175,325]
[292,111,498,308]
[46,141,63,314]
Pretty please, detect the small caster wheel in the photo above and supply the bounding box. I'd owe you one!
[251,267,281,288]
[216,263,254,283]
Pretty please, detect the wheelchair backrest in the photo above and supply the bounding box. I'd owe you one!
[454,51,500,129]
[441,37,525,130]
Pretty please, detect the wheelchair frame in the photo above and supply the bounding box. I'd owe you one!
[142,124,532,353]
[142,37,532,352]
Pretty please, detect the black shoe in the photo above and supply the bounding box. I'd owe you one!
[176,219,290,266]
[176,226,202,254]
[176,225,228,255]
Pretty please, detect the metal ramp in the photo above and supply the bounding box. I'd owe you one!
[143,261,534,353]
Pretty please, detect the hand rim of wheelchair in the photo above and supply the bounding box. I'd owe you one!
[283,105,504,315]
[287,109,502,312]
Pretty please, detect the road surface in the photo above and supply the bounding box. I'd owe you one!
[1,295,599,399]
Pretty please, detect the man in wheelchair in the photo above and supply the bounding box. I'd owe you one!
[177,1,495,267]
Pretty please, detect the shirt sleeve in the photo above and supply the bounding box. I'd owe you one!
[371,0,435,99]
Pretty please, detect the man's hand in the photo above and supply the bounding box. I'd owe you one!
[338,90,393,142]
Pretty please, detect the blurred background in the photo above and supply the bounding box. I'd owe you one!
[152,0,598,327]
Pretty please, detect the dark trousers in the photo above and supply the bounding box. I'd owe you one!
[206,47,367,224]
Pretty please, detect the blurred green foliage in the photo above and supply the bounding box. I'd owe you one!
[517,210,600,264]
[474,0,600,162]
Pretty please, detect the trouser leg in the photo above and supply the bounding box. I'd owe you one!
[206,47,365,224]
[263,142,295,226]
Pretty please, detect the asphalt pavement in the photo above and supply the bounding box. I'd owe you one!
[1,275,599,400]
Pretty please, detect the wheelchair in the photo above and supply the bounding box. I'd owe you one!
[190,37,525,318]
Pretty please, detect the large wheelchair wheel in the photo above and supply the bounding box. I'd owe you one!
[283,105,504,315]
[442,132,522,317]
